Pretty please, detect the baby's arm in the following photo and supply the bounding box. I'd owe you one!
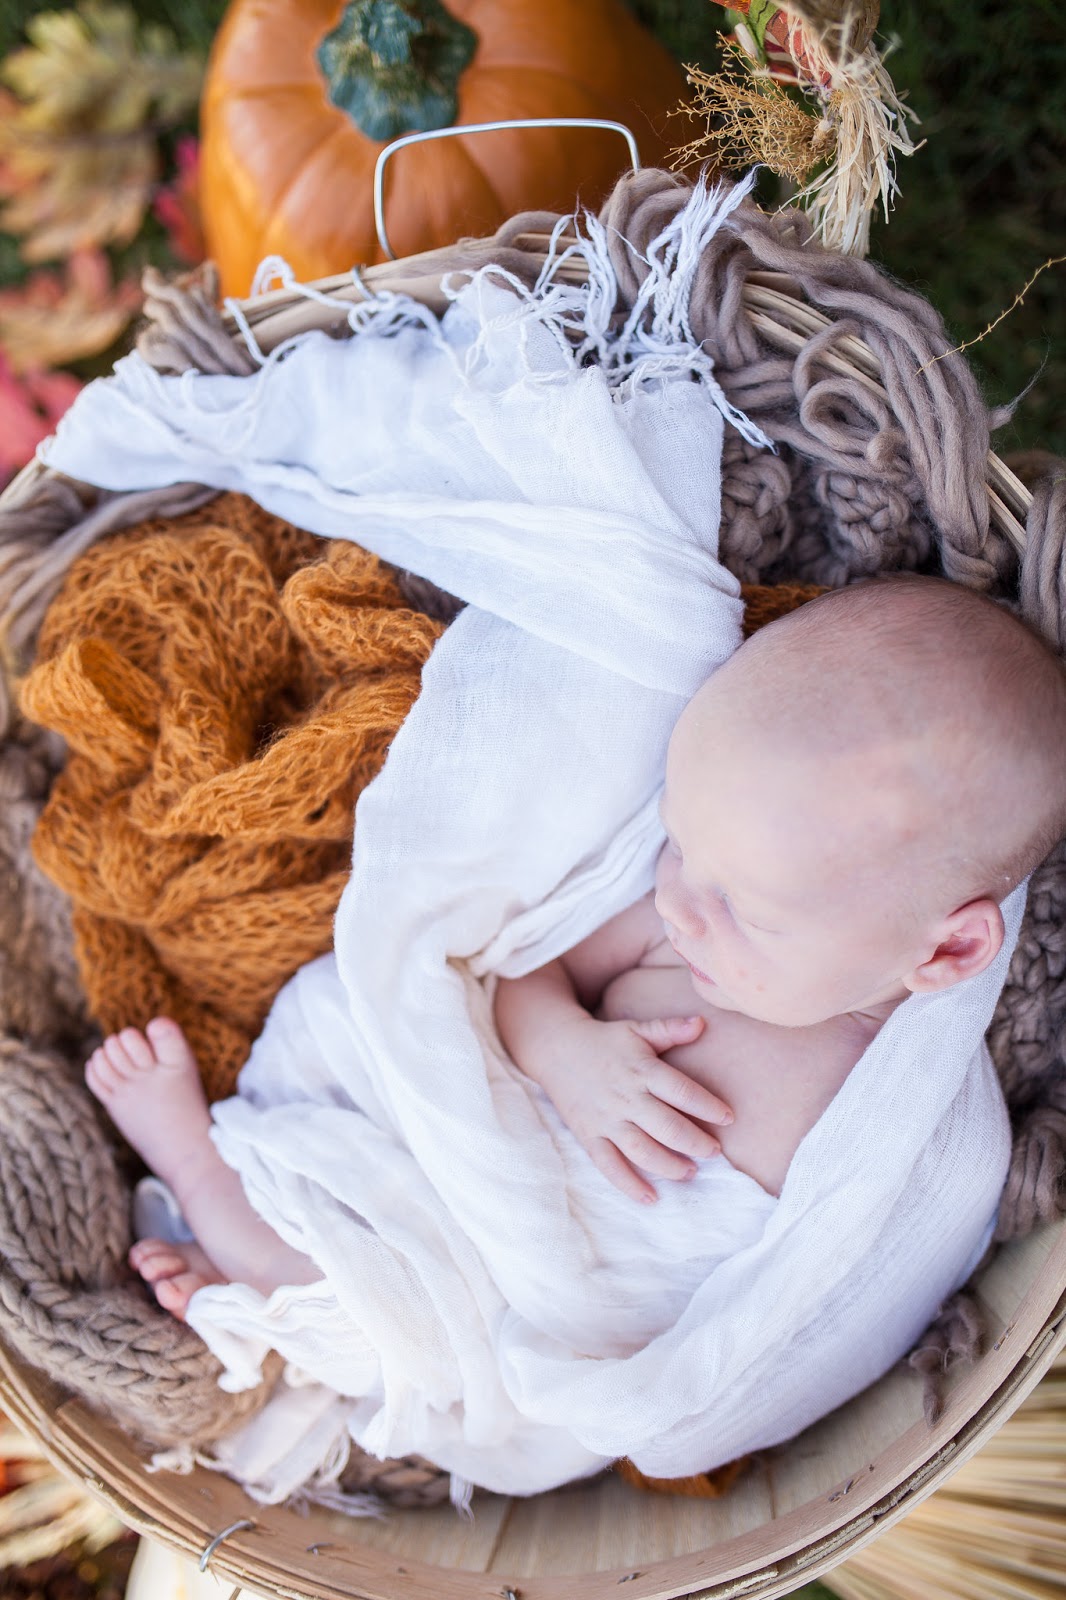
[495,902,732,1203]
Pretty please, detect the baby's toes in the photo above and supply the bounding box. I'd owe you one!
[145,1016,198,1075]
[85,1046,118,1097]
[154,1270,208,1320]
[129,1238,187,1283]
[117,1027,156,1071]
[99,1032,141,1081]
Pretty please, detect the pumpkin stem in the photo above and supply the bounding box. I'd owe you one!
[317,0,477,143]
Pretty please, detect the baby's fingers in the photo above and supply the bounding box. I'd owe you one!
[629,1015,706,1053]
[614,1123,703,1181]
[638,1099,722,1163]
[588,1137,658,1205]
[648,1061,733,1127]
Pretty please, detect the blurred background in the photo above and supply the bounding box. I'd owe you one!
[637,0,1065,457]
[0,0,1062,495]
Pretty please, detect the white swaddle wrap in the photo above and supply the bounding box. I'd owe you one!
[43,178,1014,1500]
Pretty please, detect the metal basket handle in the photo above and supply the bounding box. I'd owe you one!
[373,118,641,259]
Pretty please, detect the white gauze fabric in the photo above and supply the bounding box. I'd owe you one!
[42,177,1014,1499]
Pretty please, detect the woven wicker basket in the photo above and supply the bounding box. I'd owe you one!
[0,206,1064,1600]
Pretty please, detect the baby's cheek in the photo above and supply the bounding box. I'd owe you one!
[654,860,689,929]
[716,949,759,993]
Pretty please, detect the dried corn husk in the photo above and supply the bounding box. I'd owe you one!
[830,1352,1066,1600]
[680,2,920,256]
[789,16,920,257]
[0,1413,123,1570]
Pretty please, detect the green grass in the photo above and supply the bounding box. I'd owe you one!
[865,0,1065,457]
[633,0,1065,457]
[0,0,224,53]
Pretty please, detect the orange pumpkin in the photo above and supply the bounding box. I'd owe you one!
[200,0,689,294]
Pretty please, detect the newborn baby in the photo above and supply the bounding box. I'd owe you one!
[86,574,1066,1315]
[495,573,1066,1203]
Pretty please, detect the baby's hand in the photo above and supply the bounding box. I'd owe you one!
[548,1015,733,1205]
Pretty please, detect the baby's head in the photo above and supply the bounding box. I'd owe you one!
[656,575,1066,1028]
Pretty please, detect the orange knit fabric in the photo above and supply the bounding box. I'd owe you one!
[614,1454,750,1498]
[20,494,444,1101]
[739,581,826,637]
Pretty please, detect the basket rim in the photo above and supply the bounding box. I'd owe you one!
[217,232,1034,554]
[1,229,1035,550]
[1,1229,1063,1600]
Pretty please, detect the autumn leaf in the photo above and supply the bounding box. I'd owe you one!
[0,133,159,261]
[153,135,204,266]
[0,0,202,260]
[0,247,141,371]
[2,2,201,131]
[0,353,81,486]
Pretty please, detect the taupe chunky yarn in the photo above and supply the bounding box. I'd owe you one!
[593,170,1010,593]
[0,708,85,1052]
[0,1036,266,1448]
[0,167,1064,1471]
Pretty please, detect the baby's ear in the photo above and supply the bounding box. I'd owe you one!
[904,898,1005,994]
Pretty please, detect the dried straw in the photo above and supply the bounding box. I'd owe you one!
[0,1412,122,1569]
[674,4,920,257]
[794,24,921,257]
[829,1351,1066,1600]
[678,49,835,186]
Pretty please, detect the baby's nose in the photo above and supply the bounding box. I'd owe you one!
[656,886,699,938]
[654,889,681,934]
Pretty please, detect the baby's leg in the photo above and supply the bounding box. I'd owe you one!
[86,1018,322,1307]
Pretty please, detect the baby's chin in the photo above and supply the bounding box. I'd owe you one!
[689,973,797,1027]
[682,956,790,1024]
[697,985,743,1015]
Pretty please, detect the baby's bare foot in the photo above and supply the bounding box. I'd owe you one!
[88,1017,322,1302]
[85,1018,213,1202]
[129,1237,225,1320]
